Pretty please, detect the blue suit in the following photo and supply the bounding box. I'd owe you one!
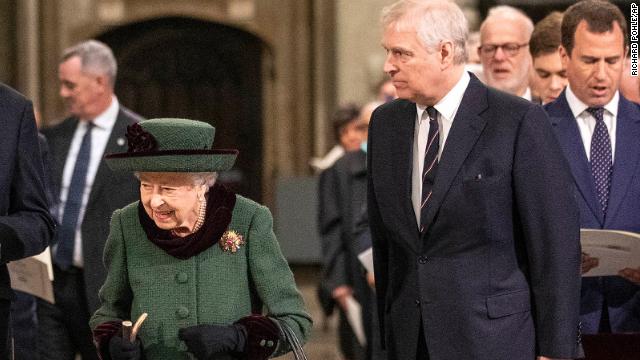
[545,91,640,334]
[369,74,582,359]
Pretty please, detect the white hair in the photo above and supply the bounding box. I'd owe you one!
[480,5,534,39]
[381,0,469,65]
[189,172,218,189]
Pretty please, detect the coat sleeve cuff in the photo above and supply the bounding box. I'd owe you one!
[93,321,123,360]
[235,314,280,359]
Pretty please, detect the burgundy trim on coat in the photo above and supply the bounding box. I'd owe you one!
[138,182,236,259]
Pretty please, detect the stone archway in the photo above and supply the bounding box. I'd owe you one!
[97,17,266,201]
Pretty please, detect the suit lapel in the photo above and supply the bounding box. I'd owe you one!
[548,93,604,225]
[420,75,488,235]
[388,100,421,250]
[401,103,420,232]
[605,96,640,226]
[87,108,133,205]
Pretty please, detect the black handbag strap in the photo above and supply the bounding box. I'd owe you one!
[275,319,308,360]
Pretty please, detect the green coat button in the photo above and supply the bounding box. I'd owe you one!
[176,272,188,283]
[176,306,189,319]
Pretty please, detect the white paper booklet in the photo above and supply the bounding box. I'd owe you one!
[344,295,366,346]
[580,229,640,277]
[357,247,374,275]
[8,247,55,303]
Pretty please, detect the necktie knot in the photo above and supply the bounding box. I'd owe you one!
[586,107,605,123]
[426,106,438,122]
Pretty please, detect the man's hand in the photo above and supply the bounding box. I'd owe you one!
[581,252,599,274]
[366,272,376,289]
[619,267,640,284]
[332,285,353,311]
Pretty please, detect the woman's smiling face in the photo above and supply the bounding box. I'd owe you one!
[138,172,203,233]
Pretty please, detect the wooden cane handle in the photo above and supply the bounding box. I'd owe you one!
[130,313,148,342]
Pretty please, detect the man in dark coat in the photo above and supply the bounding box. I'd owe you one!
[0,83,55,359]
[318,104,368,360]
[39,40,142,360]
[368,1,582,359]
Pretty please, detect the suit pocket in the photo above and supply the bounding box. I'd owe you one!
[486,289,531,319]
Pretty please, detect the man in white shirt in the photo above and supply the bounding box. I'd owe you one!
[544,0,640,335]
[479,6,535,101]
[368,1,581,359]
[39,40,142,360]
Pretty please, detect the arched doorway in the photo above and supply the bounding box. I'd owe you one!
[98,17,265,201]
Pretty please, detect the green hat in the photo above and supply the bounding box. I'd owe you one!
[105,118,238,172]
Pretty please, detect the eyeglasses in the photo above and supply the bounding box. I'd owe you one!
[479,43,529,57]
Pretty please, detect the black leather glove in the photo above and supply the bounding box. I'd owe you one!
[108,335,142,360]
[178,324,247,359]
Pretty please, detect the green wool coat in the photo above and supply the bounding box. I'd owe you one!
[90,195,312,360]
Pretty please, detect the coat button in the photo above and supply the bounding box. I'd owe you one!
[176,306,189,319]
[176,272,188,283]
[415,299,421,306]
[418,256,427,264]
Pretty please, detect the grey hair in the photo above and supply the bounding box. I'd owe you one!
[480,5,534,39]
[381,0,469,65]
[61,40,117,88]
[133,172,218,191]
[189,172,218,190]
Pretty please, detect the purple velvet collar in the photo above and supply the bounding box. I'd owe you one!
[138,182,236,259]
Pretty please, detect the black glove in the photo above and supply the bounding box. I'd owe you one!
[108,335,142,360]
[178,324,247,359]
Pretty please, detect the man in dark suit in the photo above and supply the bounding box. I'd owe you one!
[318,104,367,360]
[545,0,640,334]
[0,83,55,359]
[39,40,142,360]
[367,1,582,359]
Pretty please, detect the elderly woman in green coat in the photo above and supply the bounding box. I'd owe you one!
[90,118,312,360]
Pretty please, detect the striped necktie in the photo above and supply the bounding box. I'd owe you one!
[420,106,439,233]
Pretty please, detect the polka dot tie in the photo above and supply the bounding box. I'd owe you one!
[586,107,612,215]
[420,106,439,233]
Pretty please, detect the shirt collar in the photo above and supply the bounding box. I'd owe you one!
[521,87,532,101]
[90,96,119,129]
[416,71,470,123]
[565,85,619,119]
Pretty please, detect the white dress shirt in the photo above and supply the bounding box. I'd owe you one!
[412,71,470,226]
[565,85,618,163]
[58,96,119,267]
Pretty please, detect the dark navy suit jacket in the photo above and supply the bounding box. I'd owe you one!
[0,83,55,356]
[545,91,640,334]
[0,84,54,292]
[368,74,583,360]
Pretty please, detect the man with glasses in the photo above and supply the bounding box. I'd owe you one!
[479,5,534,100]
